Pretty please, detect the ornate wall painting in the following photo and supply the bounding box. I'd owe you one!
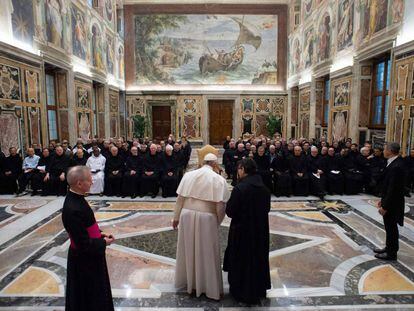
[361,0,388,40]
[291,38,301,75]
[77,87,90,109]
[393,105,404,145]
[106,35,115,75]
[183,99,197,113]
[0,112,20,156]
[242,115,253,134]
[71,5,88,61]
[271,96,286,117]
[118,45,125,80]
[299,113,310,139]
[390,0,404,24]
[105,0,113,23]
[256,99,271,113]
[27,107,41,145]
[77,112,91,142]
[255,114,268,136]
[291,88,298,124]
[337,0,354,51]
[371,130,386,148]
[134,14,278,85]
[396,64,409,101]
[303,28,315,68]
[299,90,310,112]
[45,0,65,48]
[315,89,323,125]
[0,64,21,101]
[110,116,118,138]
[11,0,35,44]
[409,106,414,152]
[332,110,348,142]
[58,110,69,140]
[359,79,371,127]
[333,81,350,107]
[183,115,196,138]
[318,13,331,62]
[24,70,40,104]
[302,0,313,21]
[92,24,105,71]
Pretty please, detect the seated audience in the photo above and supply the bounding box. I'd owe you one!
[17,147,40,194]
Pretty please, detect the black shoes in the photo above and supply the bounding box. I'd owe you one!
[373,247,387,254]
[375,252,397,261]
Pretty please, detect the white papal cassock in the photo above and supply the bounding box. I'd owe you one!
[86,154,106,194]
[174,164,230,300]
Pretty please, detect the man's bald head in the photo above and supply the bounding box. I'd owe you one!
[67,166,91,188]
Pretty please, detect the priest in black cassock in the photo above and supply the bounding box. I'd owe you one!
[289,146,309,196]
[32,148,51,196]
[0,147,22,194]
[121,146,142,198]
[231,143,248,186]
[254,146,273,192]
[45,146,70,196]
[62,166,115,311]
[324,147,344,195]
[224,158,271,304]
[223,141,236,179]
[161,145,179,197]
[141,144,161,198]
[104,146,125,197]
[271,150,292,197]
[307,146,327,200]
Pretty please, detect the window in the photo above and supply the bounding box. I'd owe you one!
[371,57,391,127]
[46,74,58,141]
[323,77,330,126]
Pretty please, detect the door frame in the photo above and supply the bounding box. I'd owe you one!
[204,96,240,145]
[146,100,176,139]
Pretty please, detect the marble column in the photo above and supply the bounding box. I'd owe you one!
[349,63,361,143]
[67,69,77,145]
[104,84,110,138]
[287,88,292,139]
[309,78,317,139]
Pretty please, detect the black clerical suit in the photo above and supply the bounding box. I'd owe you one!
[104,155,125,196]
[342,153,364,195]
[46,153,70,196]
[0,153,22,194]
[380,156,406,257]
[254,153,273,192]
[289,154,309,196]
[368,155,386,196]
[231,150,248,186]
[181,142,192,169]
[223,147,236,179]
[223,173,271,304]
[62,191,114,311]
[141,153,161,197]
[161,153,179,197]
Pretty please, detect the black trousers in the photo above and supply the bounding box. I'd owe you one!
[161,174,178,197]
[0,173,18,194]
[18,172,35,192]
[384,214,399,256]
[31,172,47,193]
[122,171,140,197]
[47,175,67,196]
[273,172,292,196]
[105,172,123,196]
[141,173,159,196]
[292,174,309,196]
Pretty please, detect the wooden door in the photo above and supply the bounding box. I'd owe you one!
[152,106,171,141]
[209,100,233,145]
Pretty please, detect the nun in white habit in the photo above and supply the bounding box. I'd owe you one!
[173,153,230,300]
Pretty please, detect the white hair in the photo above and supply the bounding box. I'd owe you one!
[311,146,318,151]
[67,166,90,187]
[165,144,173,151]
[360,146,369,153]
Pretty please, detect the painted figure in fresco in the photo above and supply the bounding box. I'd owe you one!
[0,0,13,40]
[107,37,114,74]
[337,0,353,49]
[118,46,124,79]
[46,0,63,47]
[79,112,91,142]
[367,0,387,38]
[73,12,87,59]
[105,0,113,22]
[92,25,104,71]
[391,0,404,24]
[319,14,331,61]
[304,30,314,68]
[332,111,347,142]
[293,39,301,74]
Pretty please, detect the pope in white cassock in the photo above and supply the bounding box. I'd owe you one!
[86,146,106,195]
[173,153,230,300]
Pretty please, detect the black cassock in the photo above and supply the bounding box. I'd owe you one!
[342,154,364,195]
[323,155,344,195]
[47,154,70,196]
[161,154,179,197]
[289,154,309,196]
[222,148,235,179]
[223,174,271,304]
[307,154,327,197]
[404,155,414,192]
[141,154,161,196]
[0,154,22,194]
[368,155,386,195]
[32,155,51,194]
[62,191,114,311]
[231,150,248,186]
[254,153,273,192]
[70,156,88,167]
[104,155,125,196]
[271,154,292,196]
[122,155,142,197]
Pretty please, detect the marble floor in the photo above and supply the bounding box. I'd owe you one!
[0,193,413,310]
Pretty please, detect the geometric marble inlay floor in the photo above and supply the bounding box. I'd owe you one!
[0,194,413,310]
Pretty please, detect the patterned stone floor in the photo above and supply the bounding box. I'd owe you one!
[0,193,413,310]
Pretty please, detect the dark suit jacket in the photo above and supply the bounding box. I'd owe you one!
[381,156,406,226]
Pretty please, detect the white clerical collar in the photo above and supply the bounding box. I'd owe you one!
[387,155,398,167]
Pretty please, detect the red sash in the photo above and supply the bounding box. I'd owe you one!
[69,222,101,249]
